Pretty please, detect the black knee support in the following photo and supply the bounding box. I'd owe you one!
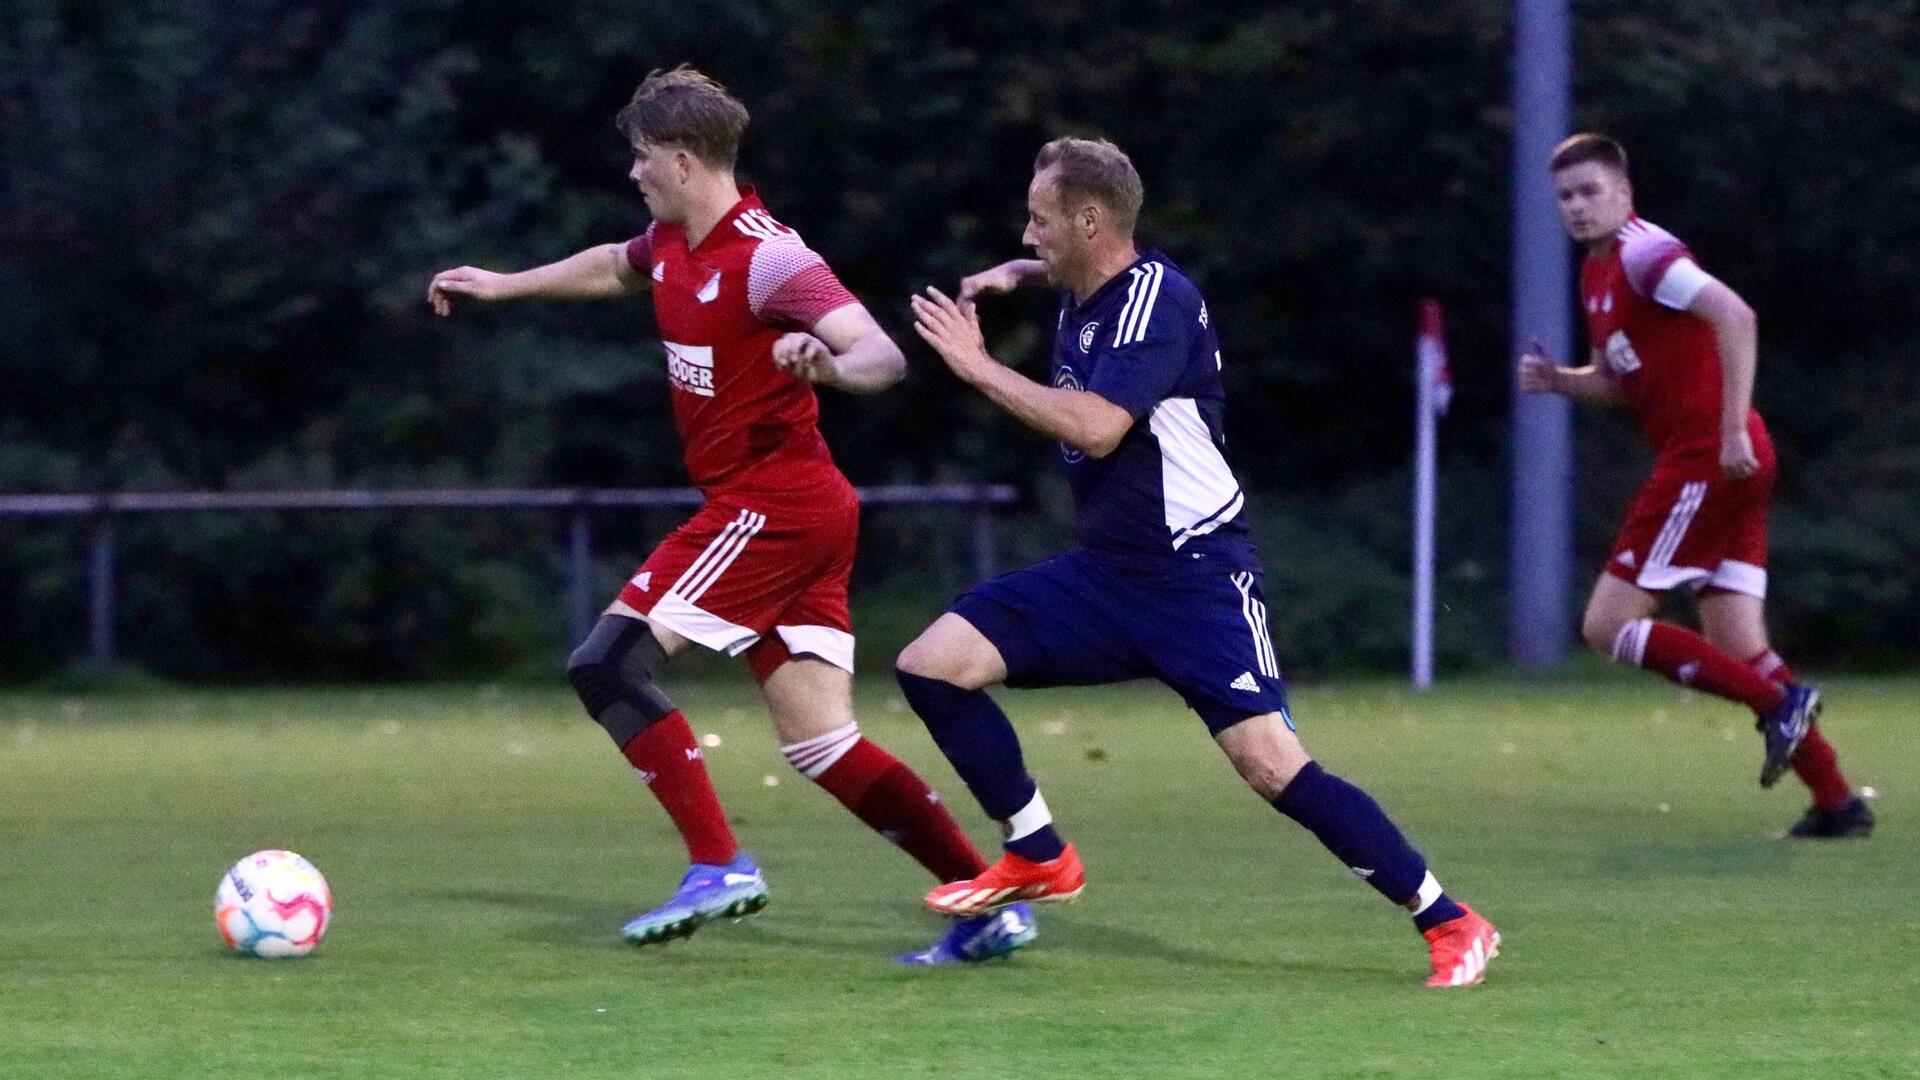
[566,615,676,747]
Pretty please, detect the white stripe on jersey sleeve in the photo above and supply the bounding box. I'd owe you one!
[1112,262,1165,347]
[1130,262,1165,344]
[1651,257,1714,310]
[1112,267,1146,347]
[732,209,793,242]
[1148,397,1244,548]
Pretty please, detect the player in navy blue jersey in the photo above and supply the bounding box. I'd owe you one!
[903,137,1500,987]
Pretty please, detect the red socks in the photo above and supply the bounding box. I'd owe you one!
[617,713,992,879]
[1791,728,1852,811]
[1617,625,1855,809]
[1747,650,1853,811]
[620,711,739,866]
[784,725,989,883]
[1613,619,1785,713]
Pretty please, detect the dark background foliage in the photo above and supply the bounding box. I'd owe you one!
[4,1,1916,679]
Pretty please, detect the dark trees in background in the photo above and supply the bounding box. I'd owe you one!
[3,2,1916,678]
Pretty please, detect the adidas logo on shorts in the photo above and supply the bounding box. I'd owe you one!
[1230,671,1260,693]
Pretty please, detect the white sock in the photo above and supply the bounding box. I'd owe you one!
[1410,871,1444,917]
[780,722,861,780]
[1004,790,1053,842]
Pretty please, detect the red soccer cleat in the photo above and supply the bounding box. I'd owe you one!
[1423,904,1501,988]
[925,844,1087,916]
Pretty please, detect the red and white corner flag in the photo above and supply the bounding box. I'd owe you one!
[1420,299,1453,418]
[1412,300,1449,689]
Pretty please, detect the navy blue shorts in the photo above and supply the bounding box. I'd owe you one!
[952,549,1292,735]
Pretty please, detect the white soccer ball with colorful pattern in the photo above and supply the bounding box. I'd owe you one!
[215,850,333,958]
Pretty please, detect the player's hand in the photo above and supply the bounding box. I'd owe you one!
[427,267,512,316]
[1720,428,1760,480]
[1516,339,1559,394]
[910,287,993,383]
[772,332,837,385]
[958,263,1023,302]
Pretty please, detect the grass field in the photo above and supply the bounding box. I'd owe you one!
[1,674,1913,1078]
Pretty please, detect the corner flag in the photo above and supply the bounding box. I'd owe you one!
[1421,300,1454,417]
[1412,300,1450,689]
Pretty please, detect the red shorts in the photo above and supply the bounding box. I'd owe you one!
[1604,461,1774,598]
[612,487,858,680]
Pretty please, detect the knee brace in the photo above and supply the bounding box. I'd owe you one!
[566,616,676,747]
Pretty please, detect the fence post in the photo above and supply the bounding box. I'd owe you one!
[567,500,594,647]
[969,500,997,583]
[89,510,116,668]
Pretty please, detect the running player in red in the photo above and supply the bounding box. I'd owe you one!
[427,67,1035,961]
[1518,133,1870,838]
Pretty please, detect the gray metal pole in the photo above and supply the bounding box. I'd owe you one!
[567,504,594,646]
[1509,0,1575,669]
[969,503,997,583]
[89,513,116,668]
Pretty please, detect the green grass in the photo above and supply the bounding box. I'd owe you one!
[1,675,1913,1078]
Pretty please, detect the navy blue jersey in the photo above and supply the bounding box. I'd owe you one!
[1050,251,1257,578]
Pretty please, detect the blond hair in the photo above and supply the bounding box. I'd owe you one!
[1034,137,1144,235]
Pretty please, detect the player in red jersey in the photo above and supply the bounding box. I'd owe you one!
[428,67,1035,961]
[1518,133,1870,838]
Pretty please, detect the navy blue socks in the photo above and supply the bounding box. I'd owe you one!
[1271,762,1463,929]
[897,670,1066,862]
[898,669,1464,918]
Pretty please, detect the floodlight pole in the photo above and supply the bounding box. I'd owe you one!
[1509,0,1575,669]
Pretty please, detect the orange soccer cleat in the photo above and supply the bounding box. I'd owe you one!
[1423,904,1501,988]
[925,844,1087,916]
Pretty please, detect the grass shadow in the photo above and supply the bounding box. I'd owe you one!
[426,887,630,945]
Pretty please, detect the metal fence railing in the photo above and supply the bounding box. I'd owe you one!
[0,485,1019,669]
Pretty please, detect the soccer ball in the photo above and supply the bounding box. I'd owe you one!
[215,849,333,958]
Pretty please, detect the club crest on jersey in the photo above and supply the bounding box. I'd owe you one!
[664,341,716,397]
[1053,367,1085,462]
[1603,329,1643,376]
[1587,291,1614,314]
[1079,322,1099,353]
[696,271,722,304]
[652,261,666,283]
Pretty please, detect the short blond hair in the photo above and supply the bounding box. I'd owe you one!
[1034,137,1144,235]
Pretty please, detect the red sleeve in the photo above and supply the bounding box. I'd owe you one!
[1619,219,1690,299]
[623,223,657,275]
[747,239,860,327]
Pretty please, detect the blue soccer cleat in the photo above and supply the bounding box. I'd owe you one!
[1756,683,1820,789]
[894,903,1038,965]
[621,853,768,946]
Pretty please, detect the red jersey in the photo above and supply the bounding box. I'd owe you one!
[1580,216,1769,474]
[625,189,861,499]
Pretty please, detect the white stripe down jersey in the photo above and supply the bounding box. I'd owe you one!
[1047,250,1258,579]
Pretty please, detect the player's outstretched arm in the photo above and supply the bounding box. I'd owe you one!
[911,287,1132,458]
[427,243,642,316]
[1685,280,1761,479]
[958,259,1048,301]
[1516,341,1625,405]
[771,304,906,394]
